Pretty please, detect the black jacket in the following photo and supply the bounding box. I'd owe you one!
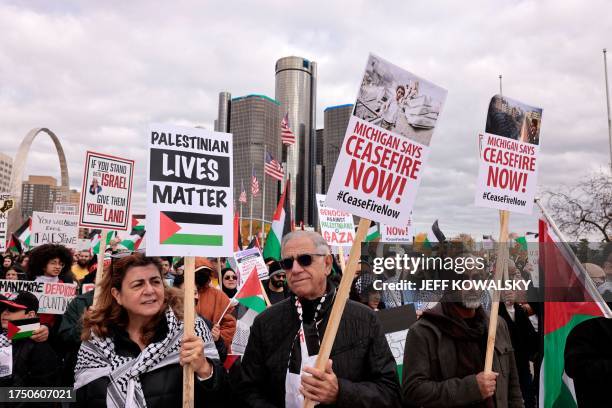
[239,295,401,407]
[0,337,59,408]
[75,318,227,408]
[565,317,612,407]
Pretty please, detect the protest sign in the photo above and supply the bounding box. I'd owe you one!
[316,194,355,247]
[234,247,269,285]
[31,211,78,249]
[0,193,14,252]
[378,304,417,379]
[325,54,447,227]
[474,95,543,214]
[54,202,78,215]
[380,217,412,243]
[0,279,77,314]
[146,124,233,257]
[79,151,134,230]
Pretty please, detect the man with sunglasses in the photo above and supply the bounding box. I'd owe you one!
[240,230,401,407]
[264,260,290,305]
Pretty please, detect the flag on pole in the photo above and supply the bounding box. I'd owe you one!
[538,214,611,408]
[264,152,284,181]
[251,167,260,197]
[262,179,292,261]
[515,236,528,251]
[89,229,116,253]
[239,179,247,204]
[365,221,380,242]
[10,218,31,252]
[280,113,296,146]
[230,267,268,354]
[118,216,146,252]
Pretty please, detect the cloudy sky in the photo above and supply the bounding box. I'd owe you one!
[1,0,611,240]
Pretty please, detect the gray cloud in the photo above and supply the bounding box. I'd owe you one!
[1,0,611,240]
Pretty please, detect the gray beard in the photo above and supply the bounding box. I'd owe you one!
[461,299,482,309]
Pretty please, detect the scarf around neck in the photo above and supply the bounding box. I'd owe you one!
[74,308,217,408]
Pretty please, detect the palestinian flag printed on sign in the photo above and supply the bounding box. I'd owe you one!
[262,179,292,261]
[7,318,40,340]
[538,216,611,408]
[377,304,417,380]
[159,211,223,246]
[231,267,268,354]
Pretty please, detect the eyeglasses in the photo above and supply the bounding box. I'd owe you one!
[280,253,327,270]
[224,275,237,281]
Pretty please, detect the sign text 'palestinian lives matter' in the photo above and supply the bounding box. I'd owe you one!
[326,54,447,226]
[146,125,233,256]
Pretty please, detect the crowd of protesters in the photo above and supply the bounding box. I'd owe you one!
[0,236,611,407]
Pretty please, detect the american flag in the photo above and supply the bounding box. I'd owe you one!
[280,113,296,146]
[239,179,247,203]
[264,152,284,181]
[251,168,260,197]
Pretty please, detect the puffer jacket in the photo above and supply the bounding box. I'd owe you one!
[239,289,401,407]
[75,319,227,408]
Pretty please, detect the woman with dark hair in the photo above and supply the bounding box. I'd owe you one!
[75,253,225,407]
[27,244,74,283]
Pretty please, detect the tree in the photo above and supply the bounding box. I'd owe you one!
[545,170,612,242]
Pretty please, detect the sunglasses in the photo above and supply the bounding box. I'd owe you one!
[224,275,237,281]
[280,253,327,270]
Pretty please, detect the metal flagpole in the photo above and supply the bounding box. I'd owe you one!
[499,74,503,95]
[249,166,254,240]
[603,49,612,172]
[261,145,267,243]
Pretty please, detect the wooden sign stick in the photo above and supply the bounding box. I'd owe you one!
[182,256,196,408]
[92,229,108,308]
[303,217,370,408]
[338,245,346,271]
[484,210,509,373]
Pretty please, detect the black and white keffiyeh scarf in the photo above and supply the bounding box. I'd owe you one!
[74,308,217,408]
[0,331,10,348]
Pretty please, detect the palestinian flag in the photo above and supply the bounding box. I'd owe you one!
[415,220,445,249]
[89,229,116,253]
[159,211,223,246]
[7,318,40,340]
[118,215,146,251]
[230,267,268,354]
[515,236,528,251]
[10,218,31,252]
[364,221,380,242]
[262,179,291,261]
[538,216,611,408]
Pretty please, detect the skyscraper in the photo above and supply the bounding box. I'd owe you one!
[0,152,12,193]
[20,175,72,218]
[275,56,317,225]
[228,94,282,234]
[323,104,353,192]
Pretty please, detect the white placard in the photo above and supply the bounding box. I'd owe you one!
[316,194,355,247]
[234,247,269,286]
[474,95,543,214]
[380,219,412,243]
[79,151,134,230]
[54,202,78,215]
[0,193,14,253]
[325,54,447,226]
[0,279,78,314]
[146,124,233,256]
[31,211,78,249]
